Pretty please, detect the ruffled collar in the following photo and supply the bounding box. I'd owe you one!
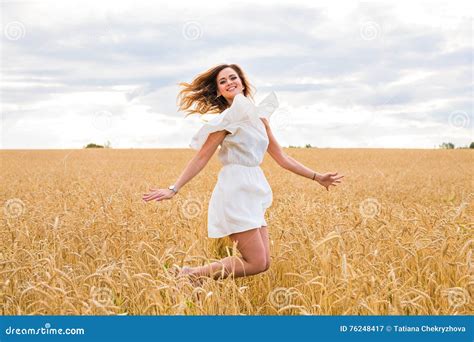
[204,91,279,126]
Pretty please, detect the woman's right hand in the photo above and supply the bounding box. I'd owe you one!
[142,188,176,202]
[316,172,344,191]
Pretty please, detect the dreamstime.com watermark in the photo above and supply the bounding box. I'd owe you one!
[3,198,26,218]
[359,198,381,219]
[443,287,470,309]
[4,322,85,336]
[4,21,26,41]
[167,195,205,220]
[359,20,382,41]
[91,286,114,307]
[182,21,203,40]
[267,287,299,309]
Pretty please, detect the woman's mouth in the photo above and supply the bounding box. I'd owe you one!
[227,86,236,91]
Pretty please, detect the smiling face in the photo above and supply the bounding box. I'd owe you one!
[216,67,245,104]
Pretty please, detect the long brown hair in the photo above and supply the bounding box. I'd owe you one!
[177,64,254,117]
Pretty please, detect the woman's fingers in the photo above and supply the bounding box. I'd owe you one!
[143,191,157,198]
[149,190,171,202]
[143,195,155,202]
[143,191,162,201]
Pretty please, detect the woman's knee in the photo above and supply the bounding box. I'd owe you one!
[246,254,268,274]
[236,252,269,275]
[231,228,269,274]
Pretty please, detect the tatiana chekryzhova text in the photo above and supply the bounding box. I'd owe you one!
[393,325,466,333]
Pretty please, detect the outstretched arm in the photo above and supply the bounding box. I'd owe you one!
[260,118,344,191]
[142,130,228,202]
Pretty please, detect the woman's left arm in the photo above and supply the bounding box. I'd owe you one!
[260,117,344,191]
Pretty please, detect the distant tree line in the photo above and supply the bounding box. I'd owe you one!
[439,142,474,149]
[289,144,314,148]
[83,140,112,149]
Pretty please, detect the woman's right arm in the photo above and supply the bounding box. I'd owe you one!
[142,130,228,202]
[173,130,228,192]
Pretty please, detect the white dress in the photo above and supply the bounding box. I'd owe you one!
[189,91,280,238]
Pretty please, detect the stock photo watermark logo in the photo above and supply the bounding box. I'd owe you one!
[91,286,114,307]
[181,197,203,219]
[359,198,381,219]
[4,21,26,41]
[270,107,292,132]
[443,287,470,309]
[182,21,203,40]
[359,20,382,41]
[169,196,204,220]
[4,322,86,336]
[267,287,298,309]
[258,96,291,132]
[448,111,471,129]
[259,97,279,116]
[3,198,26,218]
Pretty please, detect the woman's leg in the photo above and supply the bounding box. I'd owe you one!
[259,226,271,270]
[185,227,268,279]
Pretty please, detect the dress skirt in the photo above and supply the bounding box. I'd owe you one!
[207,163,273,238]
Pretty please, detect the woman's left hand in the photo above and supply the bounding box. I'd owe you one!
[317,172,344,191]
[142,188,176,202]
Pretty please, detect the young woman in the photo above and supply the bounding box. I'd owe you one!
[142,63,344,284]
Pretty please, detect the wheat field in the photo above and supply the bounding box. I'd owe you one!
[0,148,473,315]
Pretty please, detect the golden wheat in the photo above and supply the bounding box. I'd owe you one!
[0,148,473,315]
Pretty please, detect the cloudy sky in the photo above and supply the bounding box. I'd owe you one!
[0,0,472,149]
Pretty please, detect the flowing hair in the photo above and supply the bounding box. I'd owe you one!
[177,64,255,117]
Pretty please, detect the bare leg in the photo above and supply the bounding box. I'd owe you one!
[187,227,268,279]
[259,226,271,270]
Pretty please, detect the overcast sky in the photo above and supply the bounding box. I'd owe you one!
[0,0,472,149]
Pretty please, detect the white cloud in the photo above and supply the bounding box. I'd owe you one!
[0,0,472,149]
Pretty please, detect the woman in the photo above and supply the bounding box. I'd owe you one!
[142,64,344,284]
